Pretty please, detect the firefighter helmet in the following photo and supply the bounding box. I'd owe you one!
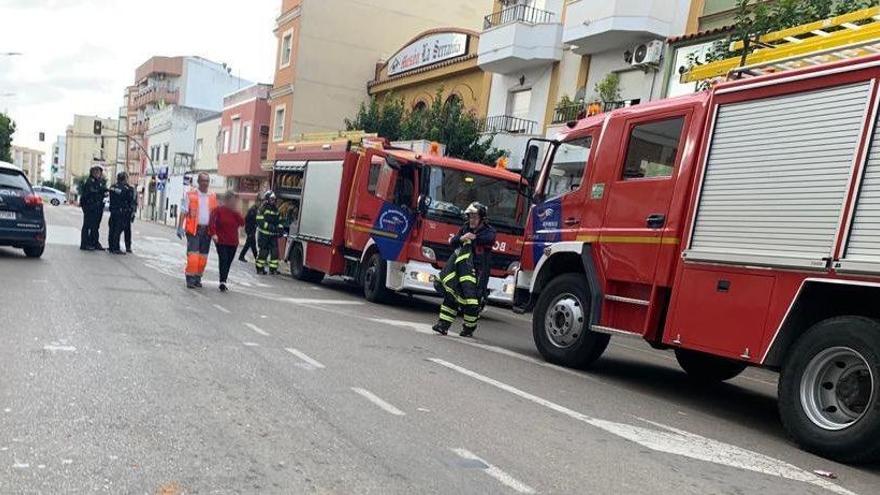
[464,202,487,219]
[263,191,276,201]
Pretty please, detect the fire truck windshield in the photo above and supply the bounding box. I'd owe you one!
[424,166,525,234]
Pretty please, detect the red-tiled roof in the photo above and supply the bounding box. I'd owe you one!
[668,26,735,44]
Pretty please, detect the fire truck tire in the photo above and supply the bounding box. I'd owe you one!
[533,274,609,369]
[674,349,747,383]
[289,243,324,283]
[778,316,880,463]
[363,252,391,304]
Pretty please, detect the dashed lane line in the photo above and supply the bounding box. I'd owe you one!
[451,448,536,494]
[351,387,406,416]
[212,304,231,314]
[285,347,326,369]
[429,358,857,495]
[244,323,271,337]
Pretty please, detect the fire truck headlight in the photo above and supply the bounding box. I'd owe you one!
[421,246,436,261]
[503,283,515,295]
[409,271,434,284]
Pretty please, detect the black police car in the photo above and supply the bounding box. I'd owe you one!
[0,161,46,258]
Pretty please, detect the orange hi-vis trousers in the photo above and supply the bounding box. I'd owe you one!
[185,226,212,283]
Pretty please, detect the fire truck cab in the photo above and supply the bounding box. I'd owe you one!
[514,55,880,462]
[273,139,526,305]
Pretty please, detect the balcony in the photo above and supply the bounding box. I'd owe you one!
[481,115,541,171]
[478,4,563,74]
[551,99,639,124]
[132,85,180,109]
[481,115,538,135]
[564,0,682,55]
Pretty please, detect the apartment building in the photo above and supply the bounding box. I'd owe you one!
[266,0,494,162]
[63,115,121,193]
[11,145,45,184]
[477,0,689,166]
[125,56,252,181]
[218,84,272,209]
[51,136,66,182]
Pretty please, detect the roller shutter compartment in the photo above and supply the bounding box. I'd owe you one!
[685,82,870,269]
[843,105,880,272]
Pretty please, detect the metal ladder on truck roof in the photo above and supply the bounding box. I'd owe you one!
[682,6,880,83]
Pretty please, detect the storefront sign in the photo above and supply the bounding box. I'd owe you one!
[388,32,468,76]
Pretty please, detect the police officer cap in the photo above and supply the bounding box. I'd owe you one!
[117,171,127,180]
[464,202,487,218]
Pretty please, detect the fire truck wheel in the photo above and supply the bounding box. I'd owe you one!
[674,349,747,383]
[533,274,609,369]
[778,316,880,463]
[363,252,391,304]
[289,243,324,283]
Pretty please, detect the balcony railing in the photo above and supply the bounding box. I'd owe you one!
[551,99,640,124]
[133,87,179,108]
[484,4,554,29]
[481,115,538,135]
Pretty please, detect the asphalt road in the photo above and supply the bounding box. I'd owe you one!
[1,206,878,494]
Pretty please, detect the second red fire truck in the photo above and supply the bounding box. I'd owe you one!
[271,139,526,305]
[513,54,880,462]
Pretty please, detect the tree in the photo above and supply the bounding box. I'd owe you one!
[346,88,505,166]
[593,73,621,103]
[0,112,15,163]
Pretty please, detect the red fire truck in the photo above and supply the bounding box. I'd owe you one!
[271,139,526,305]
[513,55,880,462]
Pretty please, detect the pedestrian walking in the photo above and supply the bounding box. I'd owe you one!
[238,200,260,262]
[255,191,282,275]
[79,165,107,251]
[177,173,218,289]
[432,202,496,337]
[107,171,136,254]
[210,192,245,292]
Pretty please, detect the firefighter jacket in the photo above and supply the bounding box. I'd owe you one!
[256,204,282,237]
[451,222,496,297]
[433,242,480,307]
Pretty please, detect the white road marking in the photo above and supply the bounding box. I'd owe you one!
[242,342,260,347]
[451,448,535,494]
[61,459,73,465]
[144,236,171,242]
[244,323,270,336]
[212,304,231,314]
[285,348,326,369]
[12,462,29,469]
[43,345,76,352]
[430,358,857,495]
[282,297,363,305]
[351,387,405,416]
[240,281,253,287]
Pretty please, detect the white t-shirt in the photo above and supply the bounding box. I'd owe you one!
[181,191,212,226]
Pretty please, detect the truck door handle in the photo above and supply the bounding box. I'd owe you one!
[646,214,666,229]
[564,217,580,226]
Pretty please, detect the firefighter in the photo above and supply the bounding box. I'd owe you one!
[255,191,282,275]
[107,171,135,254]
[432,202,496,337]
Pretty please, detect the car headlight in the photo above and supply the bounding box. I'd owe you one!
[421,246,436,261]
[506,261,520,275]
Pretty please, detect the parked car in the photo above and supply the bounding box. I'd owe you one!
[33,185,67,206]
[0,161,46,258]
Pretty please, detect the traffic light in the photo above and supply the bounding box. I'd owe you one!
[93,120,102,135]
[38,132,45,142]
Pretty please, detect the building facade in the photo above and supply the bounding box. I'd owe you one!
[63,115,121,194]
[266,0,494,162]
[125,56,252,183]
[11,145,45,184]
[218,83,272,210]
[368,29,490,117]
[51,136,66,182]
[477,0,690,166]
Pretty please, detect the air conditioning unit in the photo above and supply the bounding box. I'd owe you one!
[631,40,664,67]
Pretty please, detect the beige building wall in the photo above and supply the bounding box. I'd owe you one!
[11,146,45,184]
[64,115,120,191]
[270,0,494,151]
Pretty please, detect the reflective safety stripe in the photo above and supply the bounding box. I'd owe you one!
[439,312,455,323]
[463,314,479,323]
[455,253,470,264]
[440,305,457,315]
[442,271,457,283]
[459,275,477,284]
[463,298,480,306]
[463,322,478,329]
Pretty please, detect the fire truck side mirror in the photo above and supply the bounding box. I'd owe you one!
[522,144,540,184]
[417,195,431,215]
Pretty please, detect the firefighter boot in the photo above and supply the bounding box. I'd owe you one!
[432,321,450,336]
[459,326,475,338]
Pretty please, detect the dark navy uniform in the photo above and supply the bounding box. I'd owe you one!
[79,173,107,250]
[451,222,496,302]
[255,200,282,274]
[108,179,135,253]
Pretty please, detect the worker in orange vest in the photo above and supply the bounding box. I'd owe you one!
[176,172,218,289]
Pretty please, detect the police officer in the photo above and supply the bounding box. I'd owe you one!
[108,171,136,254]
[432,202,496,337]
[79,165,107,251]
[255,191,282,275]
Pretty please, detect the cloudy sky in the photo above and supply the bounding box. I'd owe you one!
[0,0,278,173]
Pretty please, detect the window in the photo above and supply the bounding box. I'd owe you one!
[368,159,395,201]
[621,117,685,179]
[163,144,169,161]
[195,138,203,161]
[273,106,285,142]
[279,30,293,68]
[412,100,428,113]
[426,167,525,232]
[543,138,592,199]
[507,89,532,120]
[231,117,241,153]
[367,162,382,194]
[242,124,251,151]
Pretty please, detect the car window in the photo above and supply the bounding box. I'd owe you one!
[0,169,31,191]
